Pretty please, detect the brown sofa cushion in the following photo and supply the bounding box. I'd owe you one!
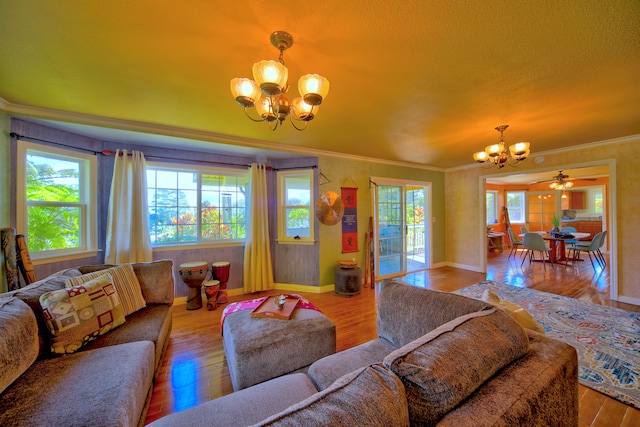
[383,309,529,426]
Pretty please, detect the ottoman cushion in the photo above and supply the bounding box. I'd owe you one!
[223,307,336,390]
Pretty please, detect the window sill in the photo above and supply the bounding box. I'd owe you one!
[276,239,316,246]
[152,241,245,252]
[31,249,102,266]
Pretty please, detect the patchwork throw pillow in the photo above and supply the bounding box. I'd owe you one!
[65,264,146,316]
[40,274,126,355]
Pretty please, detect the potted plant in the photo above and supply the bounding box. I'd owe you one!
[551,215,561,234]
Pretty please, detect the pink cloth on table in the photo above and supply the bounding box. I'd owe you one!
[220,294,321,334]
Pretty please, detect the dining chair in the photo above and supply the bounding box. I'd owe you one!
[560,226,578,255]
[596,229,608,266]
[520,225,529,234]
[521,232,553,270]
[570,231,605,269]
[507,227,523,259]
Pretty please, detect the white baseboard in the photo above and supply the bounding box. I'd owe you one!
[445,261,484,273]
[617,295,640,306]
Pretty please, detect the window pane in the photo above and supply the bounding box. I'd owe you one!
[286,207,310,237]
[147,167,247,244]
[506,192,526,223]
[26,154,80,202]
[27,205,81,251]
[486,192,497,224]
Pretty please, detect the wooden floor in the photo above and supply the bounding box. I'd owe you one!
[145,249,639,426]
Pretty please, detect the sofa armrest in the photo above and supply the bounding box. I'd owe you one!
[376,280,490,347]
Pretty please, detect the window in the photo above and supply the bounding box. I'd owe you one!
[590,188,604,214]
[277,170,314,244]
[506,191,526,223]
[486,191,498,224]
[146,165,248,245]
[16,140,97,258]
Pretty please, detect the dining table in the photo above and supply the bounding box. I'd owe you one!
[520,232,591,265]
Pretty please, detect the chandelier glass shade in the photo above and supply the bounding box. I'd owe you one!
[473,125,531,168]
[230,31,329,131]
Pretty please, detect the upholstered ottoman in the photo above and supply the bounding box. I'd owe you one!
[223,308,336,391]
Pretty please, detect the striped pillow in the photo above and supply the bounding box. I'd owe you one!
[65,264,146,316]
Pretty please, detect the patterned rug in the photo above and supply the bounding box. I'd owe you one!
[456,281,640,409]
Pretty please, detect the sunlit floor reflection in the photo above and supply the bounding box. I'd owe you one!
[171,359,198,411]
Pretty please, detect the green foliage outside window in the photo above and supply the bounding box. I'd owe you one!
[25,156,82,251]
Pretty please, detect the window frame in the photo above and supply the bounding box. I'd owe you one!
[16,140,98,262]
[505,190,527,224]
[277,169,315,245]
[486,190,498,225]
[146,162,249,249]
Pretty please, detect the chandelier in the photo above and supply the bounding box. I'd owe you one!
[230,31,329,131]
[472,125,531,168]
[549,171,574,190]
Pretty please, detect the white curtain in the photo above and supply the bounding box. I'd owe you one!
[243,163,274,293]
[105,149,153,264]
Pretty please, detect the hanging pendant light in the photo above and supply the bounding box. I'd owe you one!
[230,31,329,131]
[473,125,531,169]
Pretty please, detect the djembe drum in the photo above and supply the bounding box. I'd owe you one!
[211,261,230,305]
[203,280,220,311]
[178,261,208,310]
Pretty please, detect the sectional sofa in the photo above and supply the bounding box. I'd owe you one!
[0,259,174,427]
[148,279,579,426]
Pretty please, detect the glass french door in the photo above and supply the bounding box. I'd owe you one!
[372,178,430,279]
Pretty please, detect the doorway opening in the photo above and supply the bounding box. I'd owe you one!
[371,177,432,279]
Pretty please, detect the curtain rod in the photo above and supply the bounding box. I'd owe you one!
[11,132,319,170]
[11,132,103,155]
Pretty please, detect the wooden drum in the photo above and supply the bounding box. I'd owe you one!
[179,261,208,310]
[211,261,230,305]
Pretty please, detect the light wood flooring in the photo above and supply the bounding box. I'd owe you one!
[145,249,639,426]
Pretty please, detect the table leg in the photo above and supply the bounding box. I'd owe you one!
[548,240,557,263]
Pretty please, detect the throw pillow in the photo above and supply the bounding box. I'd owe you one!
[383,309,530,426]
[40,274,126,355]
[481,289,545,334]
[65,264,146,316]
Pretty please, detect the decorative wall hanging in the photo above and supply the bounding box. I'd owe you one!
[315,191,344,226]
[341,186,358,253]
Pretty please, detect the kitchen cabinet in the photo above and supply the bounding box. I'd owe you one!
[570,191,586,209]
[561,191,586,210]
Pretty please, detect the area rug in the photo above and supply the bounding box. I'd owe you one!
[456,281,640,409]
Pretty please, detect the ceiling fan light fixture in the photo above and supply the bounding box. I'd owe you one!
[230,31,329,131]
[472,125,532,169]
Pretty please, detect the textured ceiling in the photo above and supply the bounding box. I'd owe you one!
[1,0,639,168]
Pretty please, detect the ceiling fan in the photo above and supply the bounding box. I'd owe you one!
[535,170,597,190]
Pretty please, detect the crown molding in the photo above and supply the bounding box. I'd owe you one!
[4,101,443,172]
